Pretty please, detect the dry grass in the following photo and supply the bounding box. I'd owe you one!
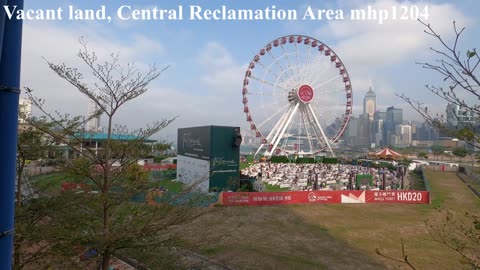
[188,170,480,270]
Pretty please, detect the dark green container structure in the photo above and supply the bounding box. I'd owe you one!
[177,126,241,192]
[356,174,374,187]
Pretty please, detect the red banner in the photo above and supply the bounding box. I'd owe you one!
[221,190,429,206]
[143,164,176,171]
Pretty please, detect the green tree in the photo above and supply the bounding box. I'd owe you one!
[153,142,172,153]
[452,146,468,163]
[431,145,445,160]
[417,151,428,159]
[16,123,58,207]
[14,121,63,268]
[18,39,213,269]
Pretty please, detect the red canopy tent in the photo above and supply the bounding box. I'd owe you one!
[374,148,402,159]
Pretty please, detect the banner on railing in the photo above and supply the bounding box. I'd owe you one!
[143,164,176,171]
[221,190,429,206]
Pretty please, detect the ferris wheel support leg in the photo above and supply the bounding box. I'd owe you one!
[266,107,290,142]
[307,104,335,157]
[253,144,265,159]
[264,105,292,157]
[253,108,290,159]
[300,106,314,153]
[269,103,299,156]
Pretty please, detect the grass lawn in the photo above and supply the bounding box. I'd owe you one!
[239,162,251,170]
[410,170,426,190]
[182,170,480,270]
[32,171,184,194]
[264,183,290,192]
[155,179,183,193]
[32,172,71,195]
[32,169,480,269]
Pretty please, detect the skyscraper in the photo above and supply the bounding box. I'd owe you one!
[384,107,403,146]
[363,85,376,121]
[344,115,370,147]
[446,103,475,128]
[373,111,386,146]
[18,98,32,124]
[395,124,412,147]
[87,100,101,132]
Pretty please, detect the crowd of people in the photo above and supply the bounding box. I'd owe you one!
[241,162,406,191]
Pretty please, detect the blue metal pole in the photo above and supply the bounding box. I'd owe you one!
[0,0,7,61]
[0,0,24,268]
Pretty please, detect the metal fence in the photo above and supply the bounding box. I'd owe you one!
[424,165,459,172]
[24,165,57,176]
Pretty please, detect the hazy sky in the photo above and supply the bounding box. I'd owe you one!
[17,0,479,142]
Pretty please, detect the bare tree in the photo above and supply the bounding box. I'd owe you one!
[399,20,480,149]
[426,210,480,269]
[396,20,480,270]
[375,239,416,270]
[17,38,215,269]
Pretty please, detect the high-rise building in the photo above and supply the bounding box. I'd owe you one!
[386,106,403,125]
[416,121,439,141]
[395,124,412,147]
[363,86,376,121]
[18,98,32,124]
[446,103,475,128]
[345,115,370,147]
[373,111,386,146]
[445,103,479,151]
[384,107,403,146]
[87,100,101,132]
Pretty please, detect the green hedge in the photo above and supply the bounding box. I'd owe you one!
[270,156,289,163]
[296,157,315,164]
[322,157,338,164]
[379,162,396,170]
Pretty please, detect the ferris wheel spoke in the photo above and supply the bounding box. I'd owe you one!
[301,45,312,84]
[311,75,341,91]
[247,103,280,116]
[300,106,314,153]
[267,50,292,82]
[280,44,296,80]
[249,75,289,91]
[294,43,302,80]
[308,60,336,87]
[255,60,287,85]
[315,88,345,95]
[256,103,290,129]
[296,111,303,153]
[305,52,324,84]
[307,104,335,156]
[281,113,296,150]
[247,91,279,97]
[326,122,338,136]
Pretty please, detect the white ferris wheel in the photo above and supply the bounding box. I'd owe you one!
[242,35,353,158]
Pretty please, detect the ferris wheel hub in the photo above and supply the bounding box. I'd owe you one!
[297,84,314,103]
